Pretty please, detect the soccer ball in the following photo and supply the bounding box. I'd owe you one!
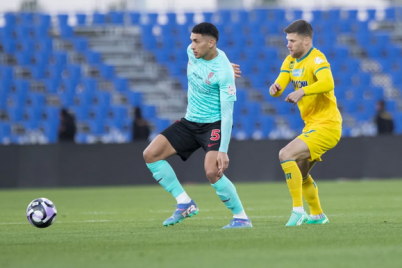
[26,198,57,228]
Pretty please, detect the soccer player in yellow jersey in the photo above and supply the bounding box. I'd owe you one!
[269,20,342,226]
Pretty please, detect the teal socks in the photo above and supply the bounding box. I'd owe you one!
[212,175,244,214]
[146,160,184,198]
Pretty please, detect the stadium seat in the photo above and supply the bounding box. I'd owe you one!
[76,14,87,25]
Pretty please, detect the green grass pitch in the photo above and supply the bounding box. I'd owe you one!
[1,179,402,268]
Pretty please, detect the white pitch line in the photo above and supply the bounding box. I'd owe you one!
[0,214,342,226]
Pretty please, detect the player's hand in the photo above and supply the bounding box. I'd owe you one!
[285,88,305,105]
[269,83,282,96]
[231,63,241,78]
[217,152,229,176]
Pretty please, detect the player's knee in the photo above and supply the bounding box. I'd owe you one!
[205,169,219,183]
[143,147,157,163]
[279,148,293,162]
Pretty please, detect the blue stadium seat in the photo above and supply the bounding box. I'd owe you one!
[2,39,17,54]
[72,106,89,120]
[147,13,158,25]
[236,89,247,104]
[33,25,49,39]
[124,91,143,106]
[42,107,60,123]
[113,77,128,92]
[60,25,73,38]
[141,105,157,120]
[284,115,304,130]
[347,9,358,21]
[292,10,303,20]
[26,93,45,107]
[255,115,274,136]
[36,39,53,52]
[88,119,104,135]
[67,65,82,81]
[44,78,60,93]
[61,78,79,93]
[166,12,177,25]
[0,80,11,95]
[130,12,141,24]
[385,8,397,20]
[185,12,194,25]
[57,14,69,27]
[107,11,124,25]
[108,106,128,120]
[203,12,213,22]
[89,106,108,121]
[366,46,382,58]
[4,13,16,27]
[93,91,111,107]
[0,122,11,144]
[7,107,24,121]
[367,9,376,21]
[273,101,291,115]
[81,78,97,92]
[152,118,171,132]
[51,51,68,67]
[75,90,94,107]
[329,9,341,20]
[59,92,74,107]
[32,51,50,65]
[93,13,106,24]
[85,51,101,64]
[384,45,402,58]
[40,121,58,143]
[71,38,88,52]
[0,66,14,81]
[268,9,285,21]
[15,52,31,66]
[30,65,46,79]
[13,79,29,94]
[23,107,41,122]
[76,14,87,25]
[353,73,371,86]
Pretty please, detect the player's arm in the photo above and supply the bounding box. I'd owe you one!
[217,66,237,175]
[302,67,334,96]
[286,58,334,104]
[270,57,291,97]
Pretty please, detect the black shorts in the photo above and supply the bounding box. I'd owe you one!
[161,118,221,161]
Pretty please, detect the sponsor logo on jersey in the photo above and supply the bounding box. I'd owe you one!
[292,69,302,77]
[315,57,325,64]
[227,84,236,96]
[291,80,308,88]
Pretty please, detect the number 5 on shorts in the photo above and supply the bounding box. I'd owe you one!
[210,129,220,141]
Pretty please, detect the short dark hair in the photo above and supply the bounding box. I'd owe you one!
[284,20,313,38]
[192,22,219,42]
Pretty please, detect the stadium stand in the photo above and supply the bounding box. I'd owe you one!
[1,8,402,144]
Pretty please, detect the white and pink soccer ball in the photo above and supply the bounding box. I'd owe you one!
[26,198,57,228]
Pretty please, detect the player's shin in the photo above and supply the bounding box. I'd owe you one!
[146,160,191,204]
[302,175,323,215]
[281,160,304,211]
[211,175,248,219]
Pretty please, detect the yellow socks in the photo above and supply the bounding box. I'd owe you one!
[281,160,303,208]
[302,175,323,215]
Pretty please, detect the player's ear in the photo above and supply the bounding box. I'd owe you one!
[209,38,216,48]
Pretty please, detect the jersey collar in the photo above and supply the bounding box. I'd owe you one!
[296,46,315,63]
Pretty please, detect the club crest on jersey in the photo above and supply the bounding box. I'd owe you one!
[227,85,236,96]
[289,61,295,70]
[205,72,214,85]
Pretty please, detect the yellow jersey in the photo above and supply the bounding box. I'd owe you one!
[274,47,342,129]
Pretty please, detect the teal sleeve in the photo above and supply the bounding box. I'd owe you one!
[219,65,237,102]
[219,101,234,153]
